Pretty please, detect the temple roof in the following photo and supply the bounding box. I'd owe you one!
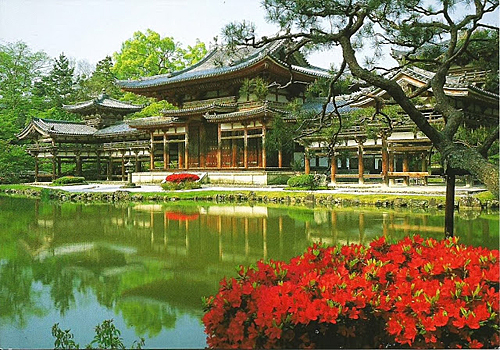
[128,116,180,128]
[351,67,499,108]
[204,102,287,123]
[17,118,142,140]
[17,118,97,139]
[301,98,356,115]
[117,40,330,92]
[161,101,239,118]
[94,122,145,137]
[63,92,143,115]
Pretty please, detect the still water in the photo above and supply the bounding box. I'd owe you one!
[0,196,497,348]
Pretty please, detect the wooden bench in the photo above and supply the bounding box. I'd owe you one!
[387,172,431,185]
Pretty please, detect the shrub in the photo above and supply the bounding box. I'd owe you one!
[267,174,291,185]
[165,173,200,183]
[52,176,87,185]
[161,173,201,191]
[52,319,145,349]
[203,236,499,349]
[287,174,317,189]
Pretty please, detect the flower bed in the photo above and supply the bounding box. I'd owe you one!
[161,173,201,190]
[203,236,499,349]
[165,173,200,183]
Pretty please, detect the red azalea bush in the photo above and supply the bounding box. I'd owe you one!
[203,236,499,349]
[165,173,200,183]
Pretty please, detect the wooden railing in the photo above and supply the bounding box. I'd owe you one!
[102,140,150,150]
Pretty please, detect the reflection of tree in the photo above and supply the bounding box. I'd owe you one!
[0,196,498,343]
[116,301,177,338]
[0,261,45,327]
[50,269,76,316]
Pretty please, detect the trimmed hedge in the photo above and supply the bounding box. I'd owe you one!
[287,174,317,189]
[52,176,87,185]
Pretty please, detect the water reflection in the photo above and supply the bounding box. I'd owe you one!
[0,197,497,348]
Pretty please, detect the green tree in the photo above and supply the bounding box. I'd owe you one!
[77,56,123,100]
[0,41,50,132]
[112,29,207,79]
[0,41,49,182]
[33,53,80,121]
[223,0,499,195]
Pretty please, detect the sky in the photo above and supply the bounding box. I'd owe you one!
[0,0,340,70]
[0,0,498,73]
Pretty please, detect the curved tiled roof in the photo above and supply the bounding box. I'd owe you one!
[128,116,180,128]
[63,93,143,114]
[204,103,288,123]
[94,122,145,137]
[162,102,238,116]
[33,118,97,136]
[117,41,330,90]
[17,118,142,140]
[351,67,499,107]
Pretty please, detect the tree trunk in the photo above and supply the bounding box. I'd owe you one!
[440,143,499,196]
[338,36,499,197]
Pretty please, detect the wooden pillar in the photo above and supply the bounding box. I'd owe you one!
[150,132,155,171]
[51,152,57,181]
[421,152,428,185]
[244,126,248,169]
[231,139,237,168]
[135,153,140,172]
[357,142,364,185]
[76,153,82,177]
[403,152,409,186]
[96,152,101,179]
[163,133,168,170]
[330,152,337,185]
[261,123,267,169]
[388,149,395,186]
[107,157,113,180]
[217,124,222,168]
[278,149,283,168]
[304,150,310,175]
[121,153,126,181]
[381,134,389,186]
[178,143,184,169]
[34,155,39,182]
[57,158,62,177]
[184,128,189,169]
[445,172,456,238]
[200,125,206,168]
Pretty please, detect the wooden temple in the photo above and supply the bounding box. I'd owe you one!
[18,93,147,181]
[302,67,499,185]
[117,40,330,172]
[18,39,498,186]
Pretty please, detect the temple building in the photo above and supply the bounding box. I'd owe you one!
[301,67,499,185]
[17,93,147,181]
[117,40,330,173]
[18,39,498,186]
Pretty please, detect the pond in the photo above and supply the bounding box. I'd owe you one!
[0,196,497,348]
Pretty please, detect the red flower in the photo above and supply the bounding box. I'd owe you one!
[203,236,500,349]
[165,173,200,183]
[469,339,484,348]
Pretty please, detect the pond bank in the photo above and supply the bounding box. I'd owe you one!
[0,183,498,211]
